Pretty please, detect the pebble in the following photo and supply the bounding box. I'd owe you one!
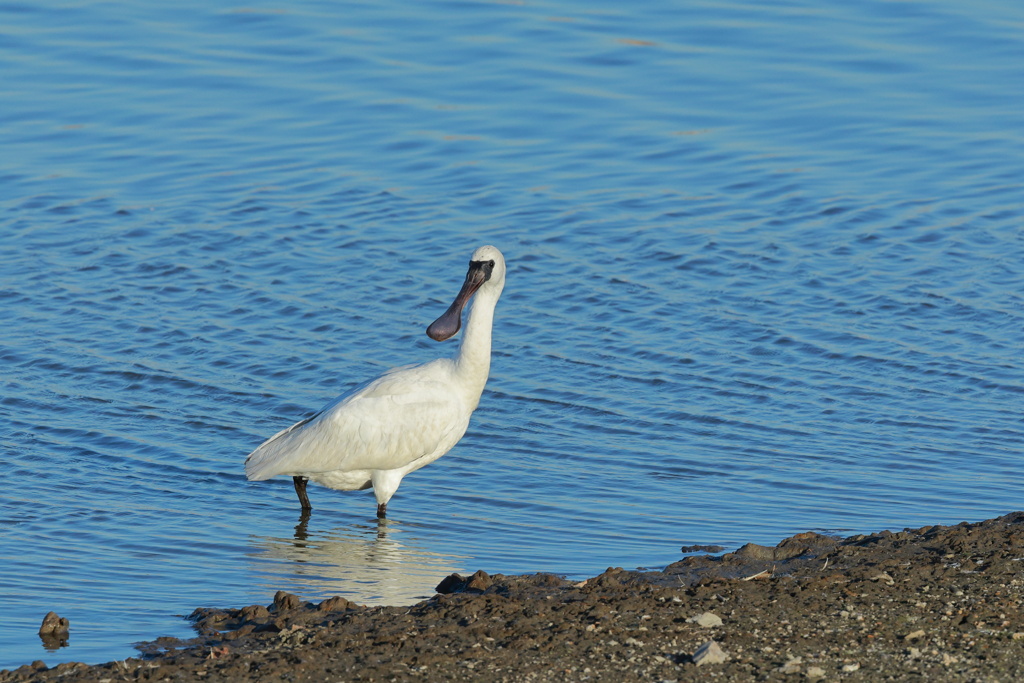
[871,572,895,586]
[691,639,729,666]
[904,629,926,641]
[806,666,826,680]
[688,612,723,628]
[842,662,860,672]
[779,656,803,674]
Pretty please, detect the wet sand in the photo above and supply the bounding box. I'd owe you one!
[5,512,1024,682]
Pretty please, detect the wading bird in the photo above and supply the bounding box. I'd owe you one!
[245,245,505,519]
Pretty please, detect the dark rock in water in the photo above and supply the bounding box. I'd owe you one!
[680,544,726,553]
[186,607,236,636]
[436,569,494,594]
[134,635,191,657]
[38,612,69,650]
[38,612,69,637]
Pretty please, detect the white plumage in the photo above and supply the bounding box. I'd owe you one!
[245,245,505,518]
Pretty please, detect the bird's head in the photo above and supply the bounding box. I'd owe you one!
[426,245,505,341]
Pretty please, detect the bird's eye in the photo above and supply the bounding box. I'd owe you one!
[488,260,495,268]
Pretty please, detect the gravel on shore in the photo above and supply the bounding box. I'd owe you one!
[5,511,1024,682]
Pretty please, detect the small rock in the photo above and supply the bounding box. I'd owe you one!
[942,653,959,666]
[691,640,728,666]
[436,570,493,594]
[239,604,270,620]
[1013,632,1024,641]
[466,569,492,591]
[842,662,860,672]
[38,612,70,650]
[436,573,467,594]
[688,612,723,628]
[871,572,895,586]
[904,629,926,642]
[318,596,350,612]
[806,666,826,680]
[272,591,300,611]
[731,542,777,560]
[779,656,803,674]
[39,612,69,637]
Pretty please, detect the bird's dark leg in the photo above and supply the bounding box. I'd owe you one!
[376,502,387,519]
[293,476,312,512]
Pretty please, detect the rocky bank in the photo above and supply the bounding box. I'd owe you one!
[5,512,1024,682]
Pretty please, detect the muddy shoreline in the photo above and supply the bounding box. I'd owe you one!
[6,512,1024,681]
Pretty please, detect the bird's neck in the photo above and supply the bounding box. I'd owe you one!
[453,289,498,403]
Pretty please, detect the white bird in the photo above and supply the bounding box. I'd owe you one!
[245,245,506,519]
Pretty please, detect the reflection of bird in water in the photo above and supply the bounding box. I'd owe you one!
[245,245,507,519]
[293,511,385,543]
[249,514,468,606]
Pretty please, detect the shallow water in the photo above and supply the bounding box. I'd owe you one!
[1,0,1023,668]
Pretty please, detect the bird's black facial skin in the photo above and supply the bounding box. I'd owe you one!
[472,259,495,282]
[426,259,495,341]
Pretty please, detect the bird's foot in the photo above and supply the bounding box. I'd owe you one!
[376,503,387,519]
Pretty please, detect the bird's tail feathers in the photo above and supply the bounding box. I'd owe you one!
[244,412,320,481]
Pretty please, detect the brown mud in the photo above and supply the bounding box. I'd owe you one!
[5,511,1024,682]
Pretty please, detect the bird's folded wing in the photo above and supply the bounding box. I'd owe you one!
[244,373,466,480]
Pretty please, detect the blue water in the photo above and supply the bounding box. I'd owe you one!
[2,0,1022,669]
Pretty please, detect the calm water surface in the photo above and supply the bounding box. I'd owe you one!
[2,0,1023,668]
